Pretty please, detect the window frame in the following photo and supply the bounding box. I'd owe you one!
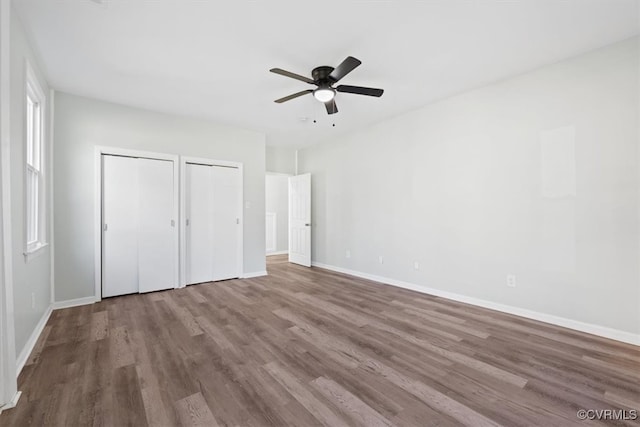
[23,61,47,261]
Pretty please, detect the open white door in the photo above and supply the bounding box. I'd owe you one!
[288,173,311,267]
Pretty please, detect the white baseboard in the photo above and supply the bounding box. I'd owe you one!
[15,297,96,377]
[311,262,640,346]
[266,250,288,256]
[15,305,52,376]
[0,391,22,414]
[242,271,268,279]
[52,296,96,310]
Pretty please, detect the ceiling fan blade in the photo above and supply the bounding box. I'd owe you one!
[325,99,338,115]
[270,68,315,85]
[336,85,384,97]
[329,56,362,82]
[274,90,313,103]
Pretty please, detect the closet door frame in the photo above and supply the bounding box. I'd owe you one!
[94,146,179,301]
[179,156,243,287]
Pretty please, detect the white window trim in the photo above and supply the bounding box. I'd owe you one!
[23,60,47,262]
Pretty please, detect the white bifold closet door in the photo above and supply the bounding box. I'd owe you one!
[185,163,241,285]
[185,163,214,284]
[102,155,176,297]
[137,158,175,293]
[102,155,139,297]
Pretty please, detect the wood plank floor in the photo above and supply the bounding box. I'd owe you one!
[2,255,639,426]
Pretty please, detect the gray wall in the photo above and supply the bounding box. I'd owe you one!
[266,145,296,175]
[10,10,52,356]
[299,37,640,335]
[53,93,266,301]
[265,173,289,253]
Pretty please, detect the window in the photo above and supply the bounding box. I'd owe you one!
[24,62,46,257]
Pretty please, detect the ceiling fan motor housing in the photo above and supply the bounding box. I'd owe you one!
[312,66,336,84]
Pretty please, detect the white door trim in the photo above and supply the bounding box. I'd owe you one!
[94,146,179,301]
[266,171,293,177]
[265,212,277,254]
[0,0,17,407]
[179,156,244,287]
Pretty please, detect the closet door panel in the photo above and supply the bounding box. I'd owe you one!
[102,155,139,297]
[138,158,175,293]
[211,166,240,281]
[186,163,215,284]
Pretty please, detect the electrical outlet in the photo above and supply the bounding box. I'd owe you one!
[414,261,420,270]
[31,292,35,309]
[379,256,384,265]
[507,274,517,288]
[345,250,351,259]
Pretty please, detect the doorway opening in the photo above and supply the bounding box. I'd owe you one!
[265,172,311,267]
[265,172,290,257]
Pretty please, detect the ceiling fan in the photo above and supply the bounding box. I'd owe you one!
[270,56,384,115]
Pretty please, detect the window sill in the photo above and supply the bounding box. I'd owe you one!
[23,242,48,263]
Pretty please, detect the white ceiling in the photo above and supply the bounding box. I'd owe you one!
[15,0,640,147]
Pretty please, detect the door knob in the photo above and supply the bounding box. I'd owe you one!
[305,223,311,226]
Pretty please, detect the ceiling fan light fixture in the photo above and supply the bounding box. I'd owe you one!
[313,87,336,103]
[271,57,383,115]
